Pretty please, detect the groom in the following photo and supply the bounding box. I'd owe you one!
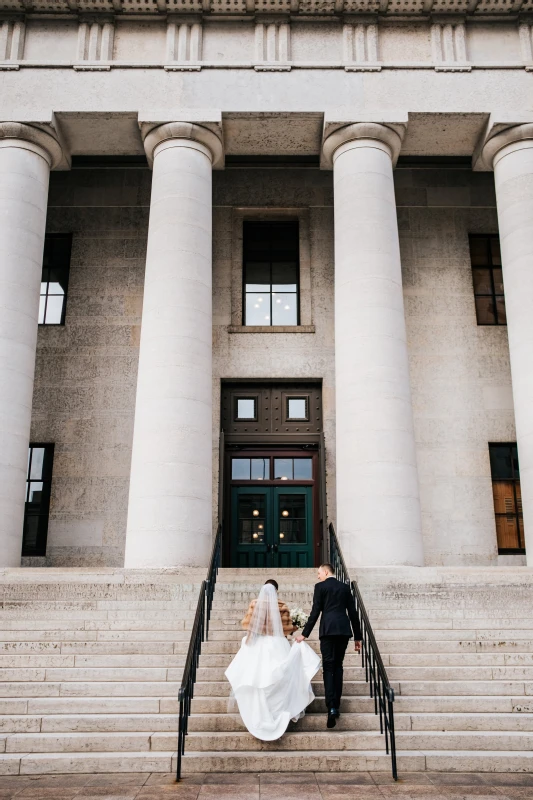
[296,563,362,729]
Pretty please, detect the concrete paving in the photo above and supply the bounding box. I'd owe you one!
[1,771,533,799]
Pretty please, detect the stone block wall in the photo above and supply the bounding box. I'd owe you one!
[30,164,515,567]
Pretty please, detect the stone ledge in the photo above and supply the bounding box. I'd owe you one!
[228,325,315,334]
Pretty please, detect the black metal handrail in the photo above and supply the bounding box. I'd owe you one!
[176,524,222,781]
[329,523,398,781]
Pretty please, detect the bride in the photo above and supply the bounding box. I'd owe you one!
[225,580,321,741]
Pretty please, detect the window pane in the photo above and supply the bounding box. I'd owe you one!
[287,398,307,420]
[495,515,520,550]
[236,399,256,420]
[518,515,525,549]
[22,515,40,551]
[492,481,515,514]
[245,261,270,288]
[279,494,306,544]
[294,458,313,480]
[272,293,297,325]
[251,458,269,480]
[274,459,293,480]
[496,296,507,325]
[238,494,266,545]
[492,268,504,294]
[44,295,64,324]
[245,293,271,325]
[232,459,251,479]
[469,237,489,266]
[472,268,492,296]
[272,261,298,290]
[475,296,496,325]
[38,296,46,324]
[512,446,520,479]
[489,446,514,480]
[490,237,501,266]
[30,448,45,479]
[28,482,44,506]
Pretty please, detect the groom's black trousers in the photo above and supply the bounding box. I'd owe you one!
[320,635,349,710]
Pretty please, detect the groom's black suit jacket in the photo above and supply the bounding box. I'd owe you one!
[301,577,362,640]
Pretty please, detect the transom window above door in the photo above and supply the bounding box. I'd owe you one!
[243,221,299,326]
[231,456,313,481]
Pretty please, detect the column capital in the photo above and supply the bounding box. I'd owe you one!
[0,122,64,169]
[142,121,224,169]
[321,121,406,169]
[479,122,533,171]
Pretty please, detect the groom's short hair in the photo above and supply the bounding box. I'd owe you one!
[264,579,279,591]
[320,563,334,574]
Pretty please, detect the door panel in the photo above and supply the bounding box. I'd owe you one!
[231,487,272,568]
[231,485,313,568]
[274,487,313,568]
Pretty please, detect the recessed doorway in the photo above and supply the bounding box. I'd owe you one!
[220,381,325,568]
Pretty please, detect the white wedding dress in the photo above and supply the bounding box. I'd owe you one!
[225,584,321,741]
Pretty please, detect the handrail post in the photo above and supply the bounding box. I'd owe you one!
[328,524,398,781]
[176,525,222,782]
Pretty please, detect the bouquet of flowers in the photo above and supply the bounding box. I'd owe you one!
[290,607,309,630]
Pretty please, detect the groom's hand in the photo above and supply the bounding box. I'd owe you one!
[295,635,306,643]
[354,641,362,652]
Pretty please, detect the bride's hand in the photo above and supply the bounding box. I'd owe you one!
[295,635,306,643]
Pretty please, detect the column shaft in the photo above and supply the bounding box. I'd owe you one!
[0,135,52,566]
[125,135,214,568]
[491,137,533,563]
[330,129,424,566]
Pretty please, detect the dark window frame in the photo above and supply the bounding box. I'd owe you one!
[40,233,73,327]
[234,396,258,422]
[286,396,309,421]
[242,220,301,327]
[488,442,524,555]
[468,234,506,327]
[22,443,55,557]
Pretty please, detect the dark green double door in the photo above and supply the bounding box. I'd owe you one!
[231,485,313,568]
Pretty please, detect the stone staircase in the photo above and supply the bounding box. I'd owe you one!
[0,568,203,775]
[183,567,533,775]
[1,565,533,776]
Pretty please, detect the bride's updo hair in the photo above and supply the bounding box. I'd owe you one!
[264,579,278,591]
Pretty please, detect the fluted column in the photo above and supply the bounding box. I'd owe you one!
[482,124,533,564]
[323,122,424,567]
[125,122,223,568]
[0,123,62,566]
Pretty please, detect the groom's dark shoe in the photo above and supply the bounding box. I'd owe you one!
[327,709,338,729]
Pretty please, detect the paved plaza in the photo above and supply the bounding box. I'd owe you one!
[0,773,532,800]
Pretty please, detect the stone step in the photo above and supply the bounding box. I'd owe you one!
[1,713,180,733]
[1,697,163,714]
[193,680,373,697]
[178,729,533,753]
[195,666,365,682]
[200,638,533,655]
[0,751,175,774]
[5,731,155,753]
[0,668,183,684]
[189,694,532,715]
[180,749,533,774]
[0,682,181,698]
[186,711,533,732]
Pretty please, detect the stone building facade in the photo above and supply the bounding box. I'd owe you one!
[1,4,532,571]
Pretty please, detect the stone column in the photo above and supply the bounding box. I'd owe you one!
[0,123,62,567]
[124,122,223,568]
[482,124,533,565]
[323,123,424,567]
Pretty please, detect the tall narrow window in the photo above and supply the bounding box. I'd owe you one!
[469,235,506,326]
[243,221,299,326]
[22,444,55,557]
[489,443,524,554]
[40,234,72,325]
